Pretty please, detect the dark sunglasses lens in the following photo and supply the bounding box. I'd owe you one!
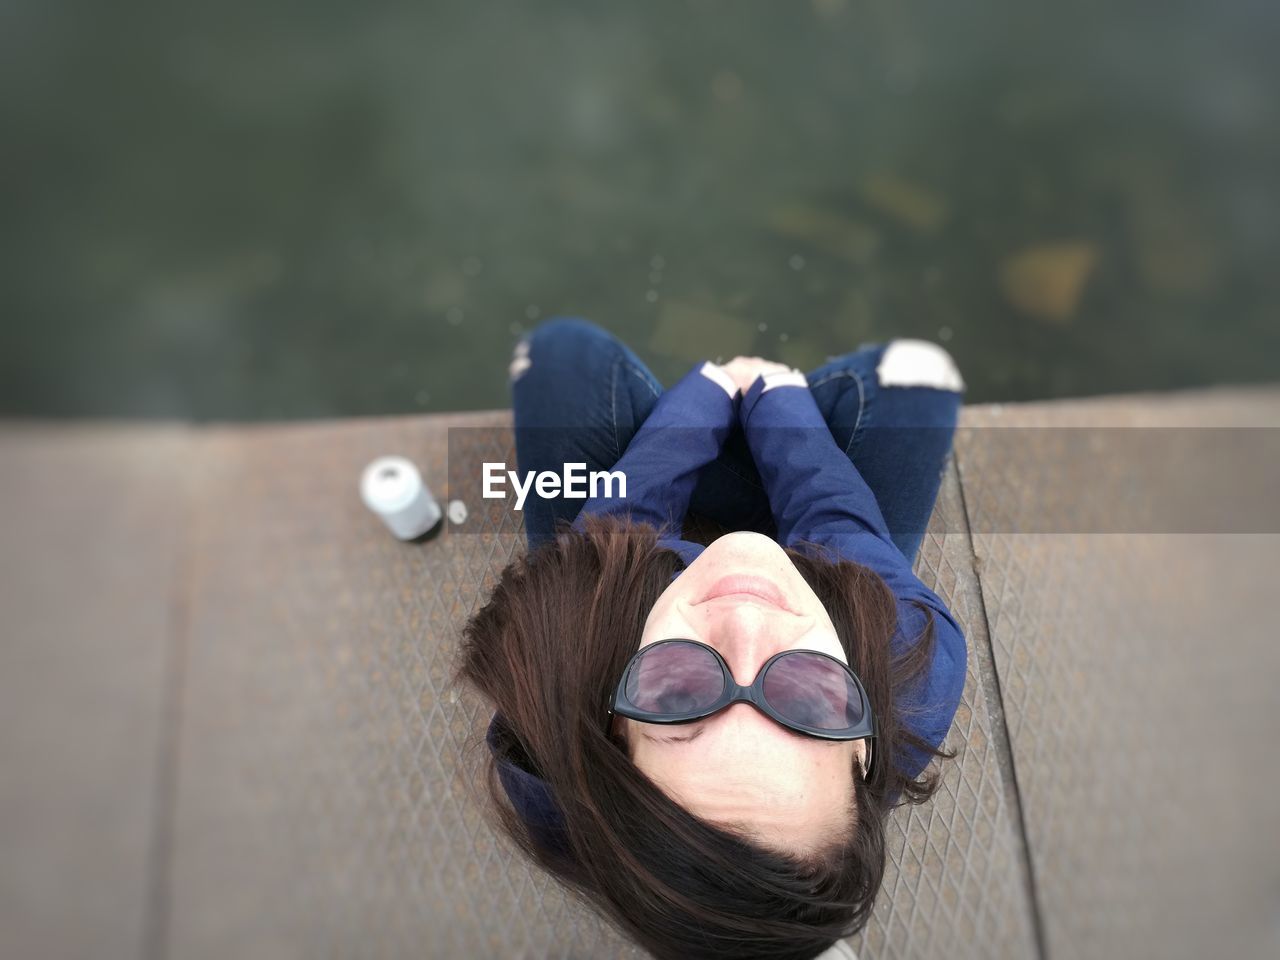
[625,642,724,716]
[762,653,864,731]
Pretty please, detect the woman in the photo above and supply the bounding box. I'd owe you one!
[458,318,967,960]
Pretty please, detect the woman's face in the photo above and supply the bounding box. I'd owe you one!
[622,532,865,854]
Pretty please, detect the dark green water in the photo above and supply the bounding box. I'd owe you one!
[3,0,1278,420]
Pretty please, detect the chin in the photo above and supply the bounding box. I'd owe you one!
[700,531,789,564]
[715,530,781,548]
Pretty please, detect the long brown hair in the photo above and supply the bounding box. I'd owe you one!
[457,515,950,960]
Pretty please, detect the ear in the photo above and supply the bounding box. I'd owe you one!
[855,739,872,780]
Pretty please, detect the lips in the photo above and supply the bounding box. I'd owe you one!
[697,574,794,613]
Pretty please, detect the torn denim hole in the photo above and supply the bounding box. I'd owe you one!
[876,339,966,392]
[508,338,532,382]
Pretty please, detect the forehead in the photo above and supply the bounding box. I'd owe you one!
[649,755,856,852]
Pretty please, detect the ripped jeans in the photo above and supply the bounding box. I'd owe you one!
[510,318,964,565]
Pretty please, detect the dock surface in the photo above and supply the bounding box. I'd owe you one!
[2,389,1278,960]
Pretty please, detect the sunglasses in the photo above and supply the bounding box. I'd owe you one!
[609,639,876,779]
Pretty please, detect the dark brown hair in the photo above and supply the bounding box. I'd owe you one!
[457,516,950,960]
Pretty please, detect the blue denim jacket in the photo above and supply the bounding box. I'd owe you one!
[486,364,967,853]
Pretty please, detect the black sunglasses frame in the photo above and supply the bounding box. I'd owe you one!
[609,639,877,779]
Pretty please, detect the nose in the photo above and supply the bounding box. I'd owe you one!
[705,600,799,685]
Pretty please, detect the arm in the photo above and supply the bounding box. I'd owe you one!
[573,362,738,535]
[741,374,967,778]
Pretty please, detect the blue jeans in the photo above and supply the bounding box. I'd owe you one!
[511,318,962,565]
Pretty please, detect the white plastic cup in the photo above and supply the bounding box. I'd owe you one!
[360,455,442,541]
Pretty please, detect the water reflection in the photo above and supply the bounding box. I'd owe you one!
[2,0,1277,418]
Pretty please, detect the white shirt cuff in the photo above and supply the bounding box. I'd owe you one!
[760,370,808,393]
[699,362,739,398]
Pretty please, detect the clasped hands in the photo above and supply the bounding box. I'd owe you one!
[713,356,800,395]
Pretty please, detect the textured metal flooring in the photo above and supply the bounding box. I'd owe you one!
[956,390,1280,960]
[2,390,1277,960]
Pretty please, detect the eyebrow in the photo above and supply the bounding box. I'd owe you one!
[642,726,706,745]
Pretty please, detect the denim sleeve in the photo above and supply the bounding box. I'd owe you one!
[574,363,738,536]
[740,377,967,779]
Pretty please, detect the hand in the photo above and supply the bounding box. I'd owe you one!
[719,356,796,394]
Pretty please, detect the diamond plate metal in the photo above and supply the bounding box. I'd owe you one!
[0,424,189,960]
[956,391,1280,960]
[851,459,1037,960]
[10,392,1278,960]
[166,412,1037,959]
[167,413,645,960]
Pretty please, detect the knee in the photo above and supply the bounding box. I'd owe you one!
[510,316,610,383]
[876,339,965,393]
[527,316,606,351]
